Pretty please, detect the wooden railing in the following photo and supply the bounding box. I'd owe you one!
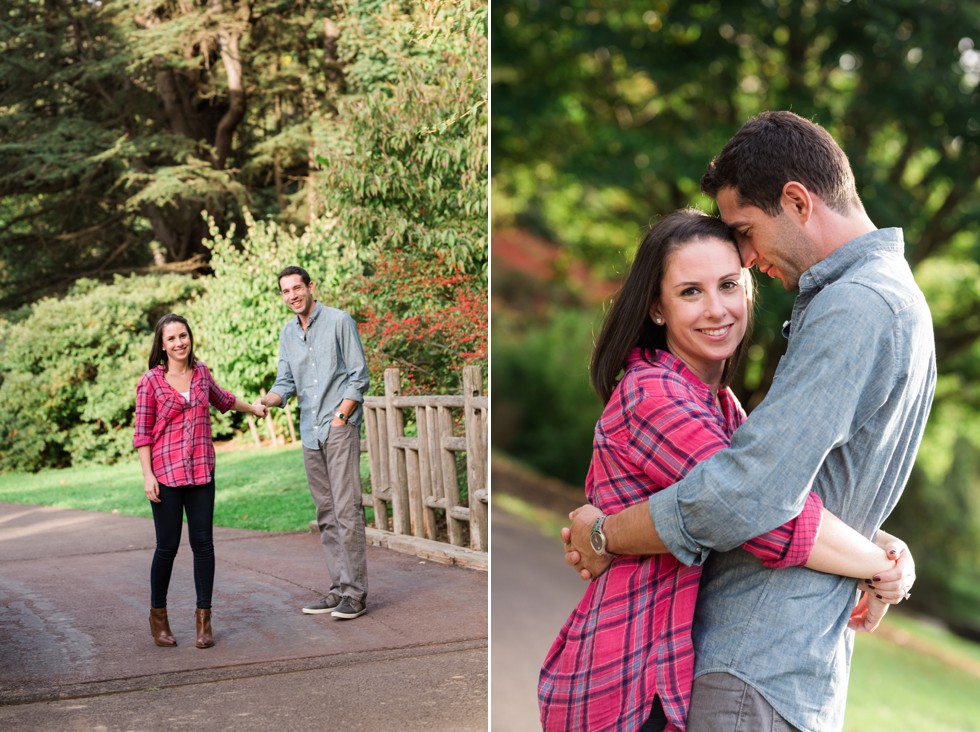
[360,366,488,566]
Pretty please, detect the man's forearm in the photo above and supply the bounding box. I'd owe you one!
[604,500,669,556]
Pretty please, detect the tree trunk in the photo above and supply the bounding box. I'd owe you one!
[142,200,211,262]
[211,0,246,170]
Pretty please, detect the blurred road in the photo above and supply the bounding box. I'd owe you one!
[490,505,585,731]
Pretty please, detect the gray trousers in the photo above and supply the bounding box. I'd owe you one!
[302,424,368,603]
[687,673,801,732]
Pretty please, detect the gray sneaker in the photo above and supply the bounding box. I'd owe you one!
[302,593,342,615]
[331,597,367,620]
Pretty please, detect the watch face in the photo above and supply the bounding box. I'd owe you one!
[590,530,603,553]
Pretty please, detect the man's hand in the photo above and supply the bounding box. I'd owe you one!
[849,593,889,633]
[251,399,268,418]
[561,504,612,581]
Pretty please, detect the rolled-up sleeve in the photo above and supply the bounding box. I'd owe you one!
[133,375,156,448]
[339,313,369,402]
[742,491,823,568]
[649,284,897,565]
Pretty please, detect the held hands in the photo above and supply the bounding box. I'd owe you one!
[562,504,612,581]
[851,536,915,634]
[864,537,915,604]
[251,399,268,418]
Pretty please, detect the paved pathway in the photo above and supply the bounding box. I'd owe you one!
[0,503,487,731]
[490,505,584,731]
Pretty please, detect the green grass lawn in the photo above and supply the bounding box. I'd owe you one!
[0,443,369,532]
[848,618,980,731]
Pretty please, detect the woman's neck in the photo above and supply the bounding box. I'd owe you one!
[664,348,723,395]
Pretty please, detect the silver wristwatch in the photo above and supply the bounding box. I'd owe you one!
[590,514,612,556]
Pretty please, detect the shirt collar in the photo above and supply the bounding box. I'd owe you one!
[626,347,716,399]
[799,227,905,293]
[294,300,324,330]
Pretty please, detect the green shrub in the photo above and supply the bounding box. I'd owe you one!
[492,307,602,485]
[0,274,204,472]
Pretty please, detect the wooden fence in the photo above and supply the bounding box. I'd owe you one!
[361,366,488,567]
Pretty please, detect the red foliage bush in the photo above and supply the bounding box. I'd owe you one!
[355,251,487,395]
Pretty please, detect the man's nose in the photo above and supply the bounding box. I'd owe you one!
[737,241,757,268]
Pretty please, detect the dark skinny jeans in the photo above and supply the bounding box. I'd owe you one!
[150,480,215,609]
[639,696,668,732]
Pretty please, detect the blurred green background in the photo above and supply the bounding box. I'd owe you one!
[491,0,980,642]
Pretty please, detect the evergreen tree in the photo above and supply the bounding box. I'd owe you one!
[0,0,347,308]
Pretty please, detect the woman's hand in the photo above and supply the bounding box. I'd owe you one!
[144,475,161,503]
[251,399,268,418]
[562,505,613,581]
[865,534,915,604]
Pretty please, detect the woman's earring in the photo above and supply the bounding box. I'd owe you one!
[654,317,664,325]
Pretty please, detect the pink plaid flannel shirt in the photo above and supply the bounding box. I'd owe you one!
[539,348,822,731]
[133,362,235,487]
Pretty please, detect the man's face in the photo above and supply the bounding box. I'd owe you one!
[279,274,316,317]
[716,187,813,291]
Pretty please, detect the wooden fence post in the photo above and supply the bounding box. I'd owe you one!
[384,368,411,535]
[283,400,297,443]
[463,366,488,551]
[259,388,280,446]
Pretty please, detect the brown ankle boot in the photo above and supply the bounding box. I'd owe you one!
[149,607,176,647]
[195,608,214,649]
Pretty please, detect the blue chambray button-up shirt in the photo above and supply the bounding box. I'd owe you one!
[649,228,936,732]
[269,301,370,449]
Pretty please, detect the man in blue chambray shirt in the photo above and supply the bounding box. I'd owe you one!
[564,112,936,732]
[256,265,371,621]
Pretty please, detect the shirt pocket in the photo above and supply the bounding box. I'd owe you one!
[157,389,187,422]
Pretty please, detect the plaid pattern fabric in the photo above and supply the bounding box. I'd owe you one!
[133,362,235,486]
[539,348,822,732]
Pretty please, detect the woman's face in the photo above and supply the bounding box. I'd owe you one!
[651,236,748,387]
[161,321,192,366]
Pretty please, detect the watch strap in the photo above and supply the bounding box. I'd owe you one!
[591,514,609,556]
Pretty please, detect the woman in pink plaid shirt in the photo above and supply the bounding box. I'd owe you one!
[134,313,267,650]
[538,210,911,731]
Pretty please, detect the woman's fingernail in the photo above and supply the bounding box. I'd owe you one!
[873,575,881,582]
[876,594,883,599]
[865,579,873,586]
[888,549,898,556]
